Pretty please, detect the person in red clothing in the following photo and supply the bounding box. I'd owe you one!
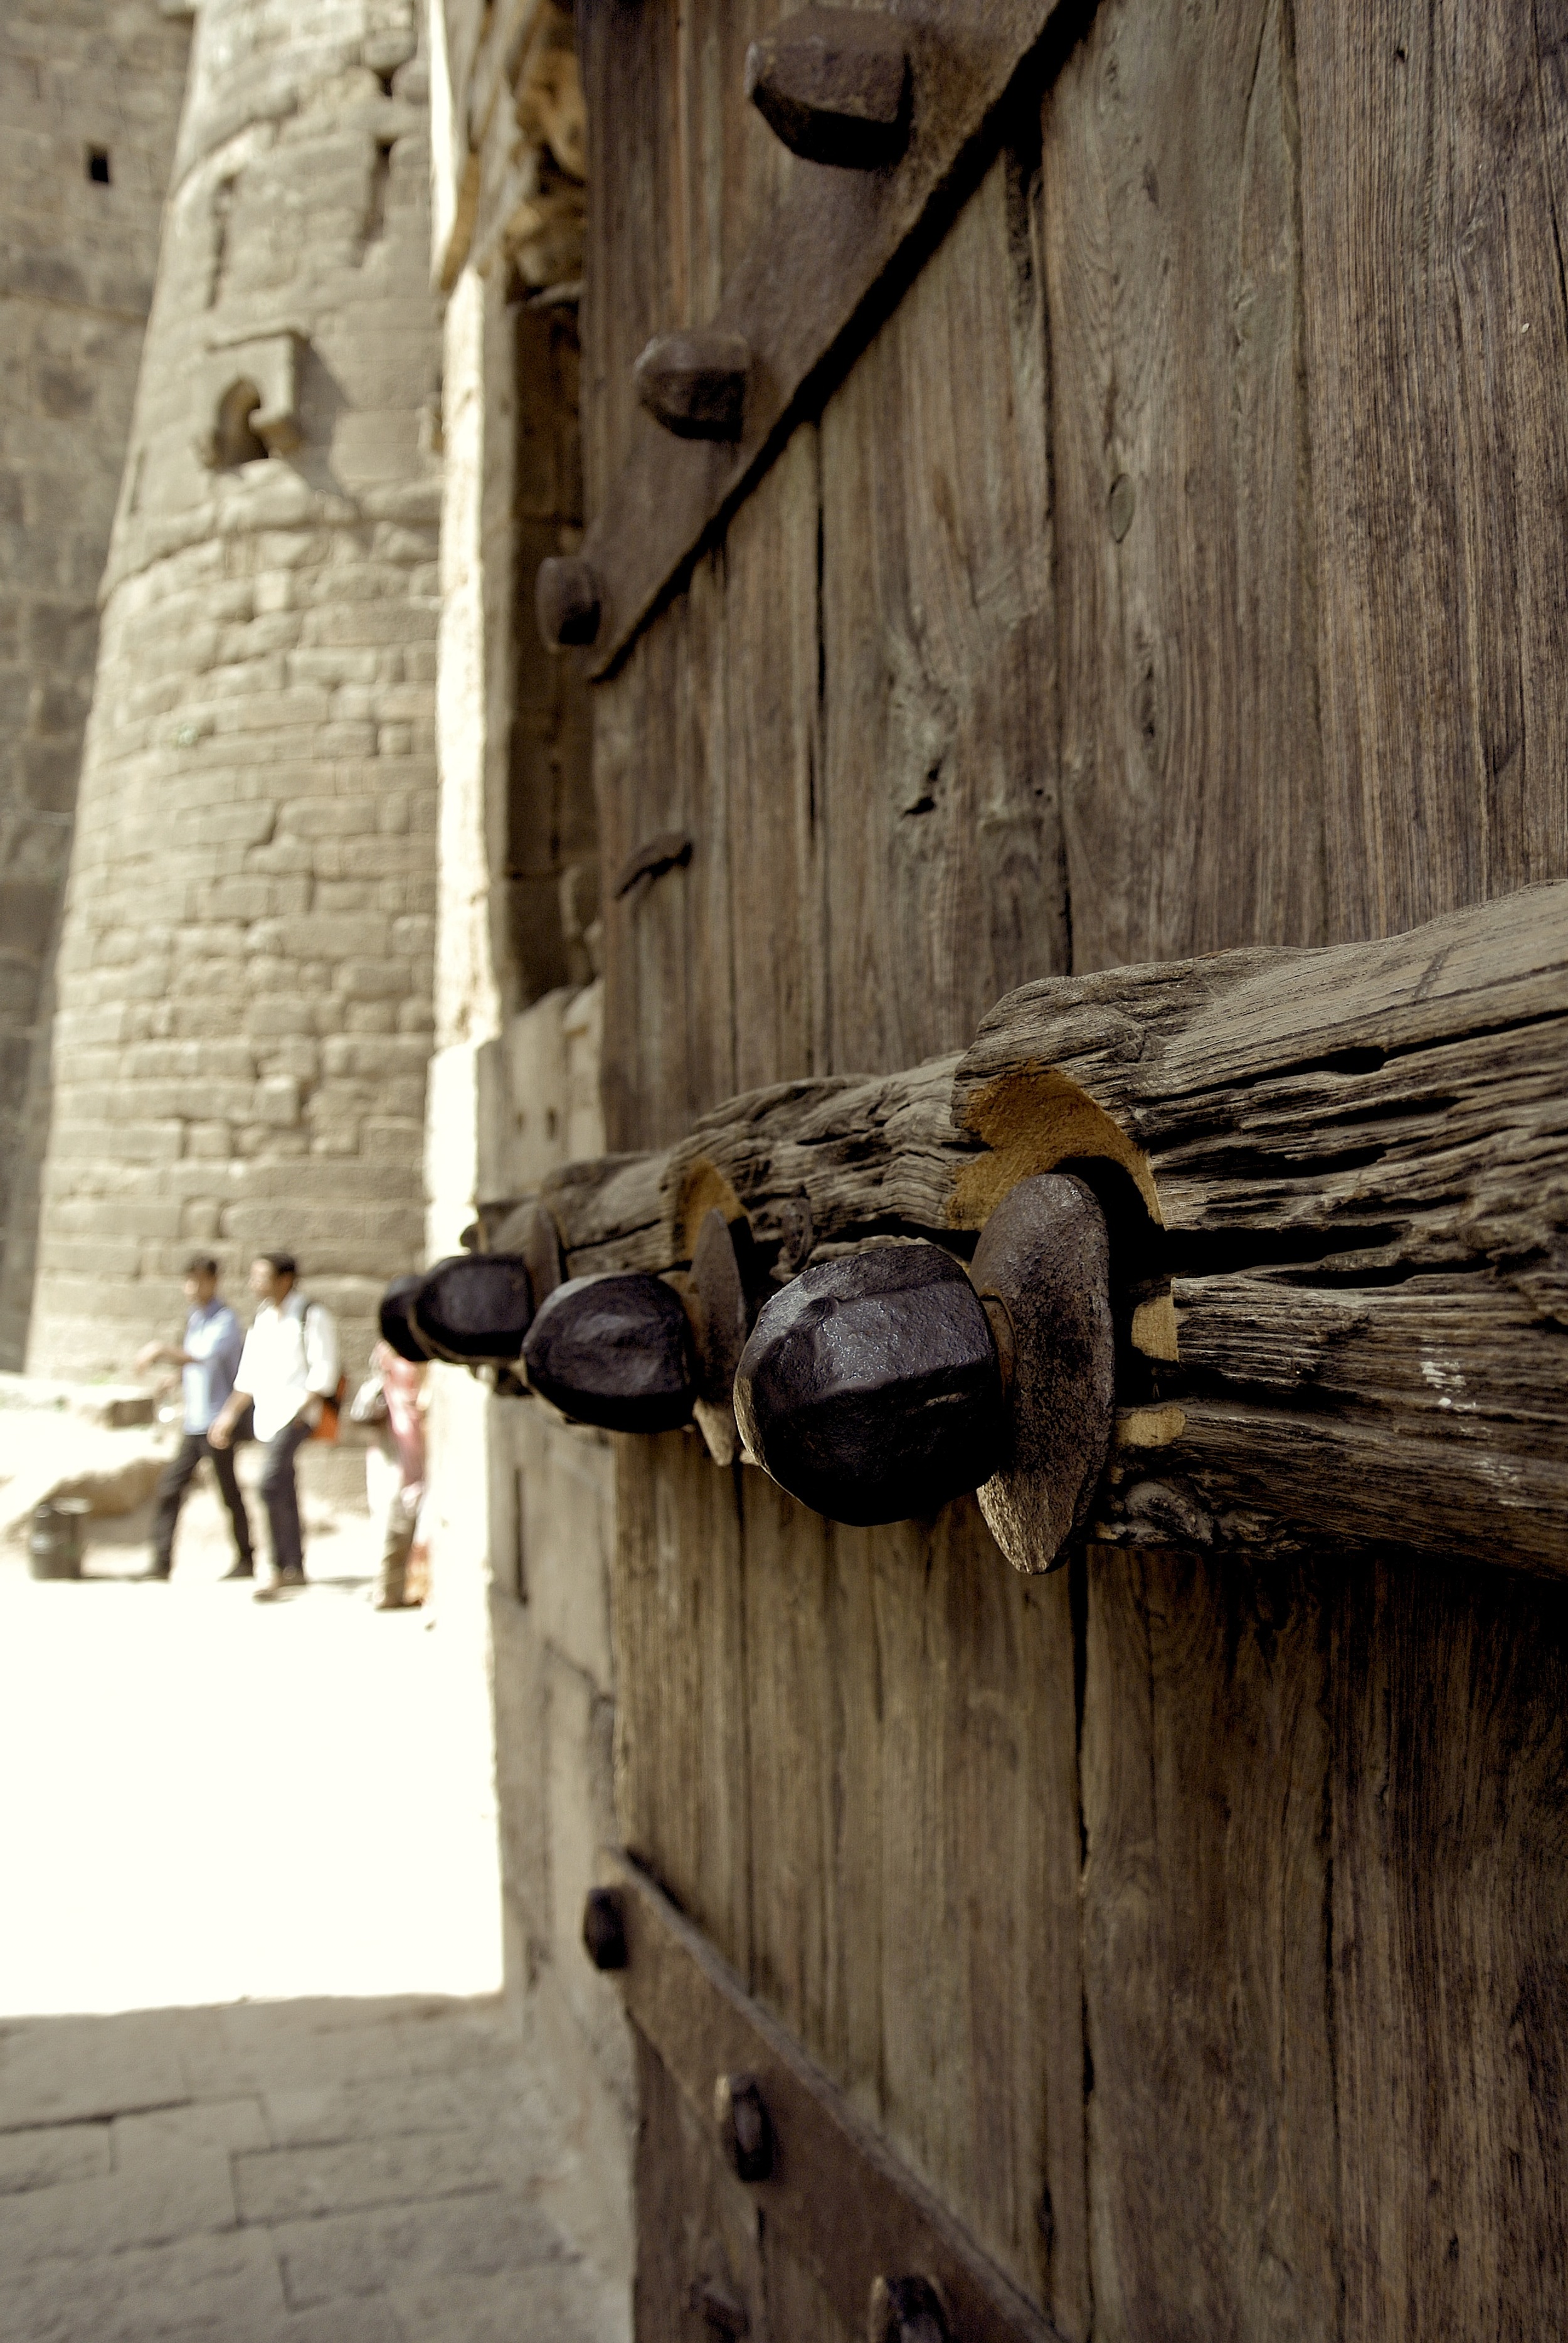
[363,1338,428,1610]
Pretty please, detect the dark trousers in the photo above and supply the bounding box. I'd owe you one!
[258,1416,314,1578]
[152,1430,254,1574]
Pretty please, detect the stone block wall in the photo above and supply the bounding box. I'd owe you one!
[0,0,193,1366]
[26,0,443,1383]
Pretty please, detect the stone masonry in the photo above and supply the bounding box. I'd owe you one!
[0,0,193,1368]
[26,0,445,1383]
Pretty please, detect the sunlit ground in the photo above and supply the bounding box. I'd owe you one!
[0,1436,502,2018]
[0,1414,630,2343]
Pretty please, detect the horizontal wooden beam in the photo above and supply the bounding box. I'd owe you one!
[600,1851,1062,2343]
[574,0,1077,677]
[502,885,1568,1576]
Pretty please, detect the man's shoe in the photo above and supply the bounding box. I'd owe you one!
[221,1563,255,1580]
[253,1570,306,1603]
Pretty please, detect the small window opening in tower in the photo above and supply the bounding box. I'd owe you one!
[211,380,268,467]
[87,147,111,185]
[363,141,393,250]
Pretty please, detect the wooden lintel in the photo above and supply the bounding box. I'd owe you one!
[575,0,1076,679]
[601,1851,1063,2343]
[499,885,1568,1576]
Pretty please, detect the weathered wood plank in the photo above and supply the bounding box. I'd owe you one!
[818,143,1067,1072]
[593,625,674,1152]
[508,300,597,1002]
[1330,1554,1568,2334]
[738,1475,850,2073]
[1296,2,1568,937]
[574,0,1082,676]
[1080,1546,1337,2341]
[611,1432,753,1973]
[605,1352,1087,2337]
[582,0,798,513]
[862,1507,1089,2330]
[674,546,738,1130]
[595,548,736,1153]
[679,0,796,325]
[734,1482,1091,2327]
[578,0,679,521]
[525,884,1568,1572]
[1039,0,1325,972]
[724,422,827,1092]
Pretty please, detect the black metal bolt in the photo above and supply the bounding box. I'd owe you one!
[379,1270,434,1363]
[745,8,911,171]
[536,554,601,650]
[868,2275,950,2343]
[692,2277,750,2338]
[409,1253,535,1366]
[733,1243,1005,1525]
[732,1178,1116,1562]
[713,2071,773,2183]
[581,1887,627,1972]
[633,330,750,440]
[522,1272,696,1435]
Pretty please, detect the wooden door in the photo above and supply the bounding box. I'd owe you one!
[563,6,1568,2337]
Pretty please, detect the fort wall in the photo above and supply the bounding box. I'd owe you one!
[26,0,443,1381]
[0,0,193,1366]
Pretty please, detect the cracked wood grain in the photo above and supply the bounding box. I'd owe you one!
[504,881,1568,1576]
[1296,0,1568,938]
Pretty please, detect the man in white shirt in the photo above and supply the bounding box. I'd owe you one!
[209,1253,339,1598]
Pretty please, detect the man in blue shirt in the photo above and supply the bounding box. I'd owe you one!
[137,1256,253,1581]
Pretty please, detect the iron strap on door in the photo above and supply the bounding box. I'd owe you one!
[585,1853,1065,2343]
[543,1,1083,675]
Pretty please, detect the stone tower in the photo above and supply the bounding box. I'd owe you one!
[0,0,193,1366]
[26,0,442,1380]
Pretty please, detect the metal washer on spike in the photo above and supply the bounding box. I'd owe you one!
[971,1172,1115,1572]
[686,1208,755,1465]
